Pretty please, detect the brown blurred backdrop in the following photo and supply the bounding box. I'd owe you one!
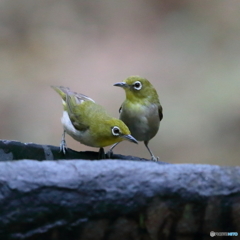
[0,0,239,165]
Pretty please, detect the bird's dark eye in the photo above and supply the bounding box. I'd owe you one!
[133,81,142,90]
[112,126,120,136]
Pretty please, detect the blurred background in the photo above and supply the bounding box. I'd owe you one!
[0,0,239,165]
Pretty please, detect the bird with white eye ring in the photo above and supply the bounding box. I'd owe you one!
[112,126,121,136]
[51,86,138,159]
[132,81,142,90]
[108,76,163,161]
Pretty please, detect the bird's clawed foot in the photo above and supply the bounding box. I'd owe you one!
[106,142,119,159]
[151,155,159,161]
[106,150,113,159]
[60,139,67,154]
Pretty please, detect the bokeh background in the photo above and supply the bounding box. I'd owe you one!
[0,0,239,165]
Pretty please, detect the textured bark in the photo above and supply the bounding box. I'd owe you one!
[0,140,239,240]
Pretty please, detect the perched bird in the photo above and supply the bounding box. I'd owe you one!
[51,86,138,158]
[108,76,163,161]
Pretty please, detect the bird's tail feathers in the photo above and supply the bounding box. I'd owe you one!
[51,86,95,104]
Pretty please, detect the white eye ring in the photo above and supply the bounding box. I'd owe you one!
[133,81,142,90]
[112,126,120,136]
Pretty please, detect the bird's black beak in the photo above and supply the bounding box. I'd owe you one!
[113,82,128,88]
[122,134,138,144]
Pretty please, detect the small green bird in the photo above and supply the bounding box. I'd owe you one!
[52,86,138,158]
[108,76,163,161]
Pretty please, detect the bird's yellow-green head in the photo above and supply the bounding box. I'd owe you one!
[92,118,138,147]
[114,76,159,104]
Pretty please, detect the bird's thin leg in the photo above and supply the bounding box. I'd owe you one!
[60,130,67,154]
[98,147,105,159]
[106,142,120,158]
[144,141,159,161]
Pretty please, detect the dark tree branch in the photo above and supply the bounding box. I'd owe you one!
[0,139,166,162]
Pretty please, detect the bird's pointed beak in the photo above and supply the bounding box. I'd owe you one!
[121,134,138,144]
[113,82,128,88]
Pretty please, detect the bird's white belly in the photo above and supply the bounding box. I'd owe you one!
[120,104,159,142]
[61,111,96,147]
[123,113,150,141]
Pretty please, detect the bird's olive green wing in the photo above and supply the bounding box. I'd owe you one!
[65,93,95,131]
[52,85,97,131]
